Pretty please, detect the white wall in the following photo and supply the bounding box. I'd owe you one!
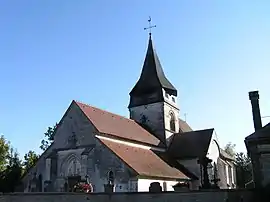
[137,179,178,192]
[206,135,220,164]
[163,102,179,139]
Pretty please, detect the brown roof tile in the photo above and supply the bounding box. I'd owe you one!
[99,138,190,180]
[178,118,192,133]
[75,101,161,146]
[220,149,235,161]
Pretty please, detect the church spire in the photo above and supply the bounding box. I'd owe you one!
[128,18,177,108]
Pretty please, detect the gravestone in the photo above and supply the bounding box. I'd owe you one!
[149,182,162,192]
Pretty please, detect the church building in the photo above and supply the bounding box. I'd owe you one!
[21,32,236,192]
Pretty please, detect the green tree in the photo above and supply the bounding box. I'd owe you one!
[0,147,23,193]
[23,150,39,172]
[40,123,58,151]
[0,135,10,171]
[235,152,252,188]
[224,142,236,157]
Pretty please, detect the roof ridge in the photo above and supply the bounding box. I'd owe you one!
[180,128,214,134]
[178,117,187,122]
[74,100,135,123]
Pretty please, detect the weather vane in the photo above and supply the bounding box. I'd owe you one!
[144,16,156,36]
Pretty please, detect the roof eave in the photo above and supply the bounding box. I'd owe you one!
[137,174,191,181]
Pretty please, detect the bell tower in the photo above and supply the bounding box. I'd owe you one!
[128,18,180,144]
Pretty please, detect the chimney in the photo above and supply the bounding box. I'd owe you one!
[249,91,262,131]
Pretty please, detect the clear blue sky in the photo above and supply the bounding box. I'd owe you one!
[0,0,269,157]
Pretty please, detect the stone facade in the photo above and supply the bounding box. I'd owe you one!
[22,102,184,193]
[22,100,236,192]
[246,140,270,188]
[245,91,270,190]
[22,103,135,192]
[129,90,180,144]
[258,145,270,187]
[129,102,165,142]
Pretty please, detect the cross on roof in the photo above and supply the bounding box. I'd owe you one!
[144,16,156,36]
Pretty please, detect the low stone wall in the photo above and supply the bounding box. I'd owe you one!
[0,189,254,202]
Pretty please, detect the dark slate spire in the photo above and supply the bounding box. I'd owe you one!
[128,35,177,108]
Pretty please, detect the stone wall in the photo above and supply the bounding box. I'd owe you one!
[129,102,166,142]
[0,190,254,202]
[22,102,96,190]
[22,102,136,193]
[90,139,134,192]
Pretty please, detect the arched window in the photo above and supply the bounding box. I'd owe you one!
[169,112,176,131]
[107,170,114,185]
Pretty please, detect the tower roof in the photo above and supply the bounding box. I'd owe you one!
[129,35,177,97]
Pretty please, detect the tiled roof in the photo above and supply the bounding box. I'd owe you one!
[167,118,193,146]
[168,129,214,159]
[178,118,192,133]
[75,101,161,146]
[99,138,190,180]
[219,149,235,161]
